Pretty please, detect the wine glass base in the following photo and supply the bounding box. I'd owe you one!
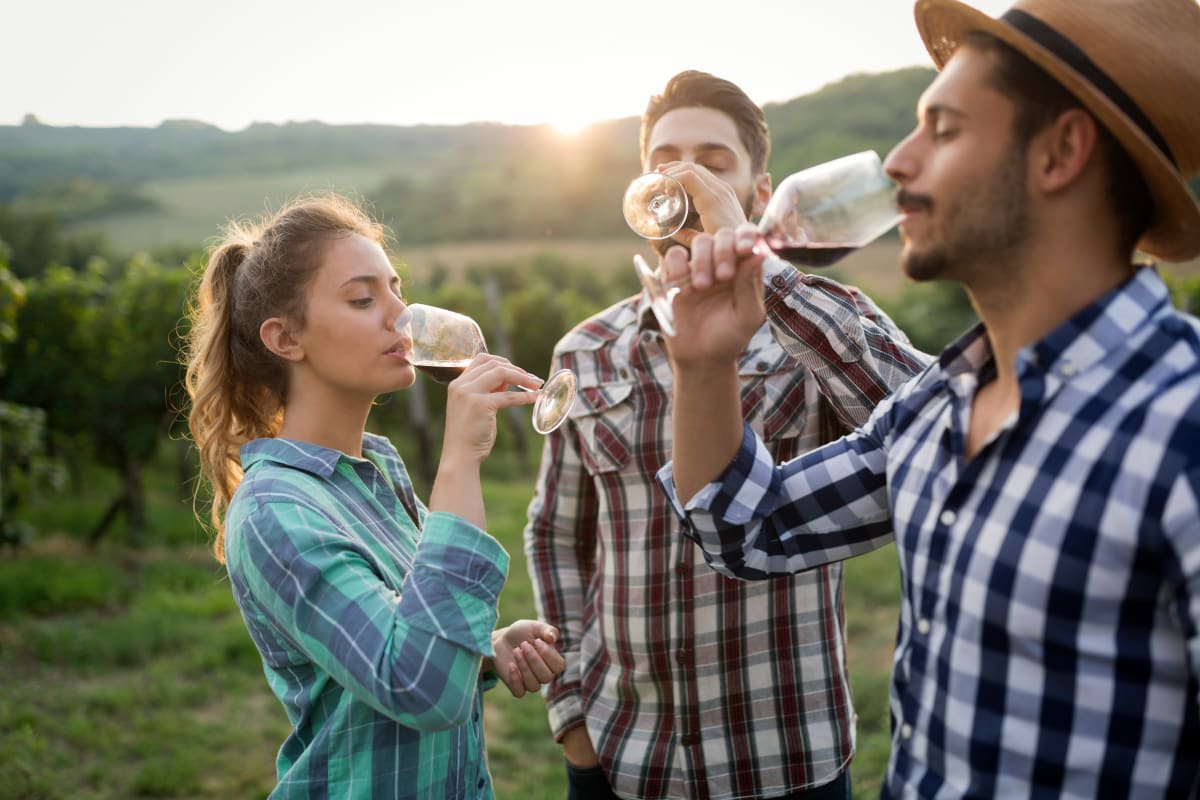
[532,369,578,434]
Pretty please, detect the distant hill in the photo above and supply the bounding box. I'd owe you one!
[0,67,937,250]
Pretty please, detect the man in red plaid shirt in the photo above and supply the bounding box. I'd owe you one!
[524,70,929,800]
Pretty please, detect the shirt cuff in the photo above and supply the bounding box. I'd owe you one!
[406,512,510,657]
[761,256,868,364]
[656,423,773,527]
[546,689,586,742]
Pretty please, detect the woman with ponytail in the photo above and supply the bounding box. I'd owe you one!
[183,194,563,799]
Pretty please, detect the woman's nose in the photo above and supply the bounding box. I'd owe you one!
[391,303,412,334]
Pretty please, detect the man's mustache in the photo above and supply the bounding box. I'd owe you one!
[895,189,933,213]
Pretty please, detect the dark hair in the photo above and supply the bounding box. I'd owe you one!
[641,70,771,175]
[963,31,1154,255]
[184,193,386,560]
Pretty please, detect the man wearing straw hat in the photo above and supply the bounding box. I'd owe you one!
[656,0,1200,796]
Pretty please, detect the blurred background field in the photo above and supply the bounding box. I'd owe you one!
[2,66,1198,800]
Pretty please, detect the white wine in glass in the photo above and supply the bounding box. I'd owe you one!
[625,150,901,335]
[398,303,577,434]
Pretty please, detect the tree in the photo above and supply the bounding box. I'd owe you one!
[84,255,192,542]
[0,245,65,549]
[0,256,192,544]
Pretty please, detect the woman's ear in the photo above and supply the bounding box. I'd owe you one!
[260,317,304,362]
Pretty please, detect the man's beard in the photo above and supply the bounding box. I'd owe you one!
[650,190,757,258]
[901,143,1031,283]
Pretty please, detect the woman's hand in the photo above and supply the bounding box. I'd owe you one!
[441,354,540,466]
[488,620,564,698]
[429,354,540,528]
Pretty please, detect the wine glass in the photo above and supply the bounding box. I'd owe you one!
[622,171,690,239]
[397,303,578,434]
[626,150,902,336]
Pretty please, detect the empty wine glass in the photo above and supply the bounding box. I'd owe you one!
[626,150,901,336]
[622,171,690,240]
[397,303,577,434]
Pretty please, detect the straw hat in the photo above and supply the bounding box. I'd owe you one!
[913,0,1200,261]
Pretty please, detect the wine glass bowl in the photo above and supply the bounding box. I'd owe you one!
[402,304,485,381]
[398,303,577,434]
[622,172,690,240]
[758,150,901,266]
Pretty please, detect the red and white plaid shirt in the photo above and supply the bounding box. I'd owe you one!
[524,259,930,800]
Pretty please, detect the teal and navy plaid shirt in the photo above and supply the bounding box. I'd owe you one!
[224,433,509,799]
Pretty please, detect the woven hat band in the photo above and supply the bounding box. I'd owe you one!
[1001,8,1177,168]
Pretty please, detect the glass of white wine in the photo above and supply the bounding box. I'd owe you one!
[397,303,577,434]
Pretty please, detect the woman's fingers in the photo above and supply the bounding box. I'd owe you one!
[513,640,558,690]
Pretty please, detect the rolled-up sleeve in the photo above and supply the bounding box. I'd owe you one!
[230,501,508,731]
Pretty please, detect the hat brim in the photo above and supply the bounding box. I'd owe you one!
[914,0,1200,261]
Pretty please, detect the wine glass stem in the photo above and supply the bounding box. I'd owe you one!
[659,273,691,292]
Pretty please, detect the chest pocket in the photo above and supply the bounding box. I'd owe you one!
[569,382,635,475]
[737,346,812,455]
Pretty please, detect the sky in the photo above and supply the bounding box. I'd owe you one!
[4,0,1013,134]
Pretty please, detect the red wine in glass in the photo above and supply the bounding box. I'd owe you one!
[412,360,470,384]
[762,240,860,268]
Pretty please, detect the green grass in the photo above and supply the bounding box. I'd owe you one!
[2,443,900,799]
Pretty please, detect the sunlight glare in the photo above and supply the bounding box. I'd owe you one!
[548,112,600,137]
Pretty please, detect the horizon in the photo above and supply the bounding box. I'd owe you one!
[5,0,1012,135]
[4,65,938,136]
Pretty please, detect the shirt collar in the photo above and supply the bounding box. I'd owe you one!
[240,432,396,477]
[935,265,1171,385]
[1026,265,1170,380]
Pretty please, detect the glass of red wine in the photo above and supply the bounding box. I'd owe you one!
[398,303,578,434]
[625,150,901,336]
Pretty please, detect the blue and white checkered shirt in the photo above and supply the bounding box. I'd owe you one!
[659,266,1200,798]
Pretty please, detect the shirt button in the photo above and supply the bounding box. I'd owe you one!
[939,509,957,526]
[901,723,913,740]
[771,275,787,288]
[917,618,931,635]
[1060,361,1078,377]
